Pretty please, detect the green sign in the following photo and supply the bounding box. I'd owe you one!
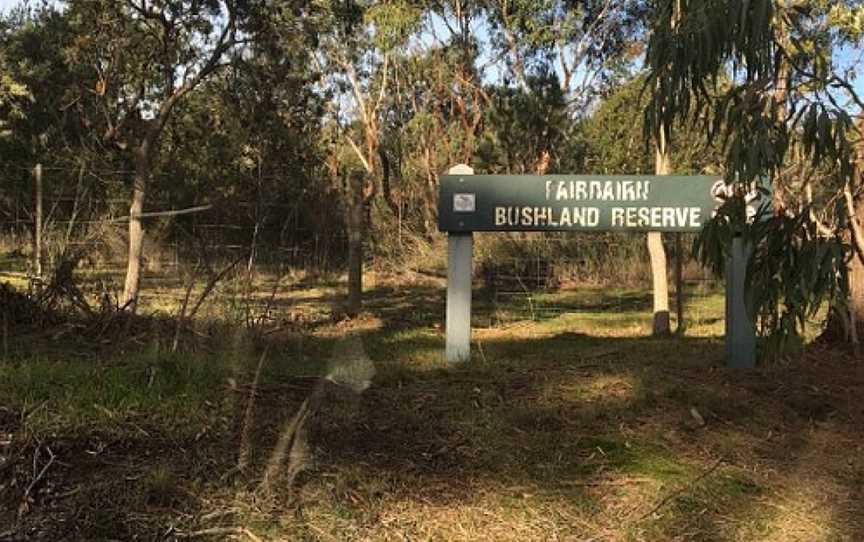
[438,174,761,233]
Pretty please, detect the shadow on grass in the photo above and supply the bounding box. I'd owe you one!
[4,282,864,541]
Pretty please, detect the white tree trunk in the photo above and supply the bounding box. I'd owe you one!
[122,145,149,311]
[649,131,671,335]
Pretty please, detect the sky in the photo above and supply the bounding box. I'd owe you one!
[1,0,863,106]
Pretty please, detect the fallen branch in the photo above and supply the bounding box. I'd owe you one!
[19,446,55,516]
[177,526,261,542]
[637,456,725,521]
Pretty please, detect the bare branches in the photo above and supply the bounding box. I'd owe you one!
[187,254,246,321]
[337,56,372,130]
[18,444,55,518]
[372,53,390,120]
[153,6,238,138]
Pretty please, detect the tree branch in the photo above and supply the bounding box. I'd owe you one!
[151,2,238,140]
[337,55,371,129]
[346,136,373,173]
[372,53,390,119]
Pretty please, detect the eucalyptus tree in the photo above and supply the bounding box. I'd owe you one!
[483,0,689,335]
[0,4,87,274]
[484,0,645,111]
[375,0,490,238]
[159,15,326,269]
[583,75,724,175]
[645,0,864,355]
[62,0,248,311]
[305,0,424,315]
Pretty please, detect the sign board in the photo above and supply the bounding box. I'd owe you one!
[439,167,764,369]
[439,174,765,233]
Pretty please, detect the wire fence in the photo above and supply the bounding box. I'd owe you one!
[0,211,347,289]
[479,250,722,325]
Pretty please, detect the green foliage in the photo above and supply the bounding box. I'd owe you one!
[647,0,864,358]
[695,196,848,359]
[582,75,724,175]
[645,0,776,147]
[476,72,574,174]
[485,0,645,107]
[0,53,29,137]
[364,1,422,51]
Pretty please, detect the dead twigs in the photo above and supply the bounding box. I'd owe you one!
[172,252,247,352]
[19,444,56,517]
[176,526,261,542]
[637,456,725,521]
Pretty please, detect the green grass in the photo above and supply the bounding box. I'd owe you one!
[1,281,862,541]
[0,349,237,434]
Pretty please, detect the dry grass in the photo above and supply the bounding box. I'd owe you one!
[1,273,862,541]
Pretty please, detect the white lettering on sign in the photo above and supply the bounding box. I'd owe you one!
[609,206,703,229]
[545,179,653,202]
[495,207,507,225]
[494,206,601,227]
[494,206,697,228]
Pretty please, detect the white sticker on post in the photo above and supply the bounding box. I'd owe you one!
[453,193,476,213]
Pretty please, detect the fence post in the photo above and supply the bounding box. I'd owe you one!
[446,164,474,363]
[726,233,756,368]
[33,163,43,281]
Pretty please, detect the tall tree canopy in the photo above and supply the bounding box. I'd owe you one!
[645,0,864,356]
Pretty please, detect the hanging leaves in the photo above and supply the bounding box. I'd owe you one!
[695,195,848,360]
[646,0,864,360]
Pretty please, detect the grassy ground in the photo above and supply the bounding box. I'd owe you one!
[1,275,862,541]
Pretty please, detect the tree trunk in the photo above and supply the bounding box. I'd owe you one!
[772,17,790,215]
[850,200,864,348]
[648,232,670,335]
[121,144,150,312]
[851,253,864,319]
[675,232,685,333]
[649,129,671,335]
[346,171,364,317]
[820,190,864,348]
[33,163,43,280]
